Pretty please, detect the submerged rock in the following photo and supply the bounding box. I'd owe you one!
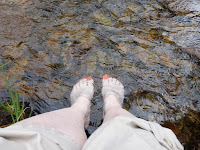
[162,109,200,150]
[164,0,200,16]
[159,53,176,68]
[87,55,97,74]
[0,10,33,49]
[162,26,200,59]
[93,11,114,26]
[158,0,200,59]
[97,51,107,66]
[0,57,28,90]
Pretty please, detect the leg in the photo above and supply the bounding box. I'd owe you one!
[12,77,94,149]
[82,75,183,150]
[103,95,135,123]
[102,74,135,123]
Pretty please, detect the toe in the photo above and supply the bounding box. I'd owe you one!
[114,78,123,87]
[118,80,124,88]
[104,74,109,79]
[87,76,94,86]
[112,78,118,83]
[108,77,113,83]
[81,78,87,86]
[103,74,109,85]
[87,76,92,80]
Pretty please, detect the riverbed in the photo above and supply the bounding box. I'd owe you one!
[0,0,199,149]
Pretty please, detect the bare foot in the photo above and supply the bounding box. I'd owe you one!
[70,76,94,104]
[70,76,94,126]
[102,74,124,106]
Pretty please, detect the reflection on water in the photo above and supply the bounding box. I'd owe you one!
[0,0,199,149]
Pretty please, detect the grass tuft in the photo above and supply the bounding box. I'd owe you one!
[0,61,32,123]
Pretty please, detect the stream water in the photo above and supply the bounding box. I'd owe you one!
[0,0,200,149]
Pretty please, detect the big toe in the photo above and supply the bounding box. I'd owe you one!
[87,76,94,85]
[102,74,110,85]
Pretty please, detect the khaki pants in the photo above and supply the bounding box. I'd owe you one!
[0,116,183,150]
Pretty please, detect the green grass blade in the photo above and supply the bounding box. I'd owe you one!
[0,61,10,68]
[1,104,12,114]
[17,112,22,122]
[18,92,25,121]
[14,86,19,120]
[1,104,15,123]
[11,114,15,123]
[21,92,25,112]
[29,108,33,118]
[1,67,15,105]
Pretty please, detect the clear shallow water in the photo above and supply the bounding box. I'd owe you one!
[0,0,199,149]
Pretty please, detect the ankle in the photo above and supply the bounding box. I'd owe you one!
[71,96,90,115]
[104,95,122,113]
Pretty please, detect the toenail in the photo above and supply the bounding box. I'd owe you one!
[87,76,92,80]
[104,74,109,79]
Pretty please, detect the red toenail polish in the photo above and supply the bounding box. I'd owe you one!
[104,74,108,79]
[87,76,92,80]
